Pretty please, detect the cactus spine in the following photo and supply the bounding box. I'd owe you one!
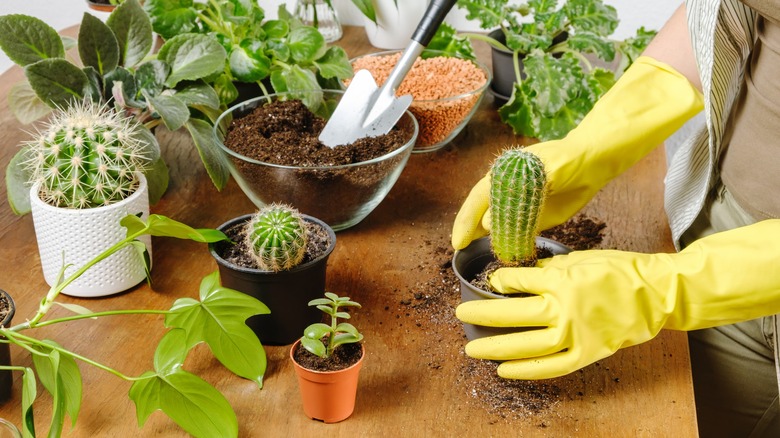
[490,148,546,266]
[245,204,308,272]
[24,99,149,209]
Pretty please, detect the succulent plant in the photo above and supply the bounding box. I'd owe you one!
[23,99,151,209]
[245,204,308,271]
[490,147,547,266]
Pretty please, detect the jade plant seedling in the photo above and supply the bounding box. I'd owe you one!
[0,214,269,438]
[301,292,363,359]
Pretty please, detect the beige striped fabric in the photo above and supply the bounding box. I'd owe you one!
[665,0,757,250]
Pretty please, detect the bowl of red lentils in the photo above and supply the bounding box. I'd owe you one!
[349,49,491,153]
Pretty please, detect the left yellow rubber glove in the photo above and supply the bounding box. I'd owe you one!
[456,219,780,380]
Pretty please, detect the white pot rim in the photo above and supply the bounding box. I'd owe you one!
[30,172,148,215]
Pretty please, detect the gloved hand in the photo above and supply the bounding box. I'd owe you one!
[456,220,780,380]
[451,56,704,250]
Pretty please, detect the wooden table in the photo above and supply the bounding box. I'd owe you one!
[0,26,697,436]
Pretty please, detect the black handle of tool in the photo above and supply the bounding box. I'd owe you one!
[410,0,458,47]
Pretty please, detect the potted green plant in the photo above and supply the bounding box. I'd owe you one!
[0,0,232,192]
[209,204,337,345]
[14,99,157,297]
[290,292,364,423]
[451,148,571,339]
[142,0,353,107]
[0,214,270,437]
[454,0,656,140]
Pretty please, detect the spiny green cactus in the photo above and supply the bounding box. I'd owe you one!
[490,148,547,266]
[245,204,308,272]
[23,99,150,209]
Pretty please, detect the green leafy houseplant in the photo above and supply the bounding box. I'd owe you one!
[143,0,353,107]
[0,0,233,194]
[300,292,363,359]
[456,0,656,140]
[0,214,269,437]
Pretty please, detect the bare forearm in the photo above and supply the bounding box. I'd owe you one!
[642,3,702,92]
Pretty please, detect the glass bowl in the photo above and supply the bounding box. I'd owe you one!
[349,49,491,153]
[214,89,419,231]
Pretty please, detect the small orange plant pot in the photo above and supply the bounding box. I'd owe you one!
[290,340,365,423]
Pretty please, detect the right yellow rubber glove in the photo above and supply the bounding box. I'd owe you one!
[452,56,704,250]
[456,219,780,380]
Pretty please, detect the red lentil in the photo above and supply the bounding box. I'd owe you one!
[350,52,488,150]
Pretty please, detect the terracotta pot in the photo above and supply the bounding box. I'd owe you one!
[290,340,364,423]
[209,214,337,345]
[0,289,16,403]
[29,173,151,297]
[452,236,571,340]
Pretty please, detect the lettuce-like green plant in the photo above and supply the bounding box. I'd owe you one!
[301,292,363,359]
[245,204,307,272]
[455,0,656,140]
[0,0,234,203]
[143,0,353,107]
[0,214,269,438]
[490,148,546,265]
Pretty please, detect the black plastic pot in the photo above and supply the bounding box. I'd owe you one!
[209,214,337,345]
[0,289,16,402]
[452,236,571,340]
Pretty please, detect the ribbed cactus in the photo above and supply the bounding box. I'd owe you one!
[490,148,547,266]
[245,204,308,272]
[23,99,149,209]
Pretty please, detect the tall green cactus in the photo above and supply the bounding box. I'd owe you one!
[245,204,308,272]
[490,148,547,266]
[24,99,150,209]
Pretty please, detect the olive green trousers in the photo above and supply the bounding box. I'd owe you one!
[681,182,780,437]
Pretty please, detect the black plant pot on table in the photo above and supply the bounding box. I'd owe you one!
[0,290,16,402]
[452,236,571,340]
[209,214,337,345]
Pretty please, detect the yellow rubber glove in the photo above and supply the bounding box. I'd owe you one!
[456,220,780,380]
[451,56,704,250]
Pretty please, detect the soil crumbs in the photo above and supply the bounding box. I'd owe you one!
[402,215,606,424]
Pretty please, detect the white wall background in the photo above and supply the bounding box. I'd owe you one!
[0,0,681,74]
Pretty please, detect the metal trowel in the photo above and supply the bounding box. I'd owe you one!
[318,0,457,147]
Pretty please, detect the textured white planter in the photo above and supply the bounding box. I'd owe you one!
[362,0,428,49]
[30,174,152,297]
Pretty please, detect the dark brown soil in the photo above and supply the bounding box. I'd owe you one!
[213,218,332,270]
[223,99,410,167]
[292,341,363,372]
[400,215,607,422]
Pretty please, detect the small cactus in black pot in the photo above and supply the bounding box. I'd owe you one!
[490,147,547,266]
[245,204,308,272]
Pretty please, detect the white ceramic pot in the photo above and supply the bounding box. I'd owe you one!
[362,0,428,49]
[30,174,152,297]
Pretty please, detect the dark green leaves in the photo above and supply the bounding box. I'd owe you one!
[158,34,227,87]
[78,13,120,76]
[107,0,154,67]
[25,59,90,107]
[0,14,65,66]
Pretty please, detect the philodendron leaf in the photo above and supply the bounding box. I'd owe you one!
[158,34,227,87]
[31,341,83,433]
[147,94,189,131]
[129,329,239,438]
[0,15,65,66]
[143,0,199,40]
[78,13,120,76]
[25,59,90,107]
[53,301,95,316]
[166,271,270,387]
[129,240,152,283]
[287,26,326,64]
[120,214,228,242]
[21,367,37,437]
[107,0,154,67]
[185,118,231,190]
[8,81,52,124]
[5,147,33,215]
[313,46,352,80]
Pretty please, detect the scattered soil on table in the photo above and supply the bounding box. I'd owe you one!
[350,52,488,148]
[400,214,607,423]
[292,340,363,372]
[213,218,332,270]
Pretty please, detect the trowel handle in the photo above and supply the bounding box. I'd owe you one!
[410,0,458,47]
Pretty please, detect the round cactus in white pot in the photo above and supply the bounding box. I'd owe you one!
[19,99,156,297]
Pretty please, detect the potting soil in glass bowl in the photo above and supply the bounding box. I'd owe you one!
[349,49,491,153]
[214,89,419,231]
